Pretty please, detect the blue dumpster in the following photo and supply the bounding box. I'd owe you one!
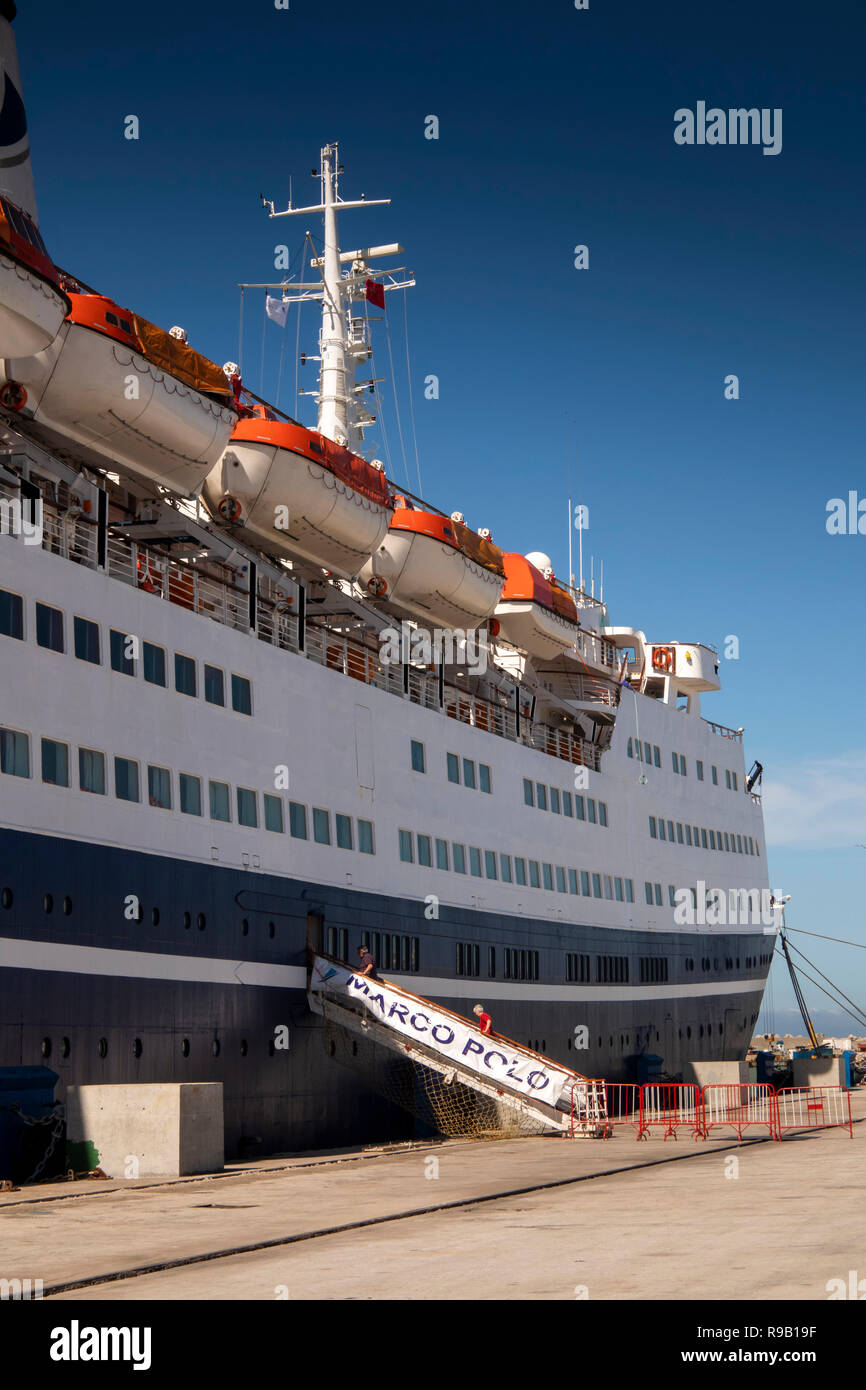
[0,1066,62,1184]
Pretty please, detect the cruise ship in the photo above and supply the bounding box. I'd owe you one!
[0,3,772,1158]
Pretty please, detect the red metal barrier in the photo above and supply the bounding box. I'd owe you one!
[702,1083,778,1140]
[567,1078,608,1137]
[639,1083,703,1140]
[600,1083,642,1136]
[776,1086,853,1138]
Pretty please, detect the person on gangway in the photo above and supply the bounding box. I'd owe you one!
[473,1004,493,1036]
[357,944,379,981]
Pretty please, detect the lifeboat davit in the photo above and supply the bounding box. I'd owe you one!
[0,293,237,495]
[359,500,506,629]
[202,415,392,577]
[0,195,69,357]
[494,553,580,657]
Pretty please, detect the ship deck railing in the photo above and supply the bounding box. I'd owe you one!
[3,476,602,772]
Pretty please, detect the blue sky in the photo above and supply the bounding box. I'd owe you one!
[16,0,866,1033]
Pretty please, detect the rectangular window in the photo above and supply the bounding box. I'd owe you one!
[549,786,561,814]
[78,746,105,794]
[114,756,139,803]
[358,819,375,854]
[0,727,29,778]
[645,881,654,905]
[265,794,285,833]
[488,946,496,978]
[677,822,684,844]
[0,589,24,640]
[335,813,353,849]
[587,799,597,824]
[469,846,483,877]
[289,801,307,838]
[479,763,491,794]
[644,741,652,763]
[109,628,136,676]
[599,802,608,826]
[231,674,253,715]
[41,737,69,787]
[485,849,497,880]
[237,788,258,828]
[74,615,100,665]
[447,753,460,784]
[514,856,527,885]
[615,876,624,902]
[724,831,730,851]
[672,751,679,774]
[417,834,433,868]
[668,884,676,906]
[732,772,738,791]
[556,865,567,893]
[604,875,614,899]
[453,843,466,874]
[148,764,172,809]
[436,838,450,870]
[649,815,657,838]
[399,829,414,863]
[654,883,663,907]
[542,862,554,890]
[709,829,716,849]
[701,828,708,848]
[575,796,585,821]
[209,780,231,822]
[500,853,513,883]
[143,641,166,687]
[523,777,534,806]
[529,860,540,888]
[711,765,718,785]
[175,652,196,697]
[697,760,704,781]
[308,805,328,842]
[568,868,579,895]
[667,820,674,841]
[626,879,634,903]
[204,664,225,706]
[680,755,687,776]
[581,870,590,895]
[736,834,743,854]
[536,782,547,811]
[410,739,425,773]
[725,769,731,789]
[658,818,666,841]
[463,758,476,789]
[685,824,692,845]
[627,738,634,759]
[563,791,573,817]
[592,872,602,899]
[179,772,202,816]
[37,603,64,653]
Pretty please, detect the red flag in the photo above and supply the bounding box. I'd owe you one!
[365,279,385,310]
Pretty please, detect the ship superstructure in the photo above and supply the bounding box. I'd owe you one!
[0,12,774,1159]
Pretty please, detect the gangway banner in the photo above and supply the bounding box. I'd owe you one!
[311,957,575,1108]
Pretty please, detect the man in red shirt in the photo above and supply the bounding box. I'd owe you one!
[473,1004,493,1036]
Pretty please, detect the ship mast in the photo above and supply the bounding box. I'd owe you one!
[250,142,415,455]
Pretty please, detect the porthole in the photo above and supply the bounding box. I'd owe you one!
[241,919,249,936]
[97,1037,108,1058]
[718,1023,723,1036]
[197,913,206,931]
[1,888,12,909]
[181,1038,190,1057]
[699,1025,704,1038]
[240,1039,248,1057]
[268,921,275,939]
[132,1038,143,1058]
[60,1037,70,1058]
[541,1039,546,1051]
[567,1038,572,1050]
[183,911,191,929]
[608,1036,613,1047]
[43,893,53,913]
[41,1037,51,1058]
[211,1039,221,1057]
[62,896,72,916]
[151,907,160,926]
[686,1025,692,1039]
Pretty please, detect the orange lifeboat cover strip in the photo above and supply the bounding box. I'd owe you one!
[388,509,505,576]
[230,417,391,506]
[500,553,578,621]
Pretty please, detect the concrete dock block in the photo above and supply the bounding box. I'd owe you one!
[681,1060,749,1087]
[792,1056,848,1089]
[66,1083,224,1178]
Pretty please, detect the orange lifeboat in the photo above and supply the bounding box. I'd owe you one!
[493,553,580,657]
[358,501,505,629]
[202,416,392,577]
[0,292,238,495]
[0,194,69,357]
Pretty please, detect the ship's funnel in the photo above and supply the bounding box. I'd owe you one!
[0,2,38,223]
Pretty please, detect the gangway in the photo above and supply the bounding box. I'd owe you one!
[308,955,607,1139]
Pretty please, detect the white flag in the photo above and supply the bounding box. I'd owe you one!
[266,295,290,327]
